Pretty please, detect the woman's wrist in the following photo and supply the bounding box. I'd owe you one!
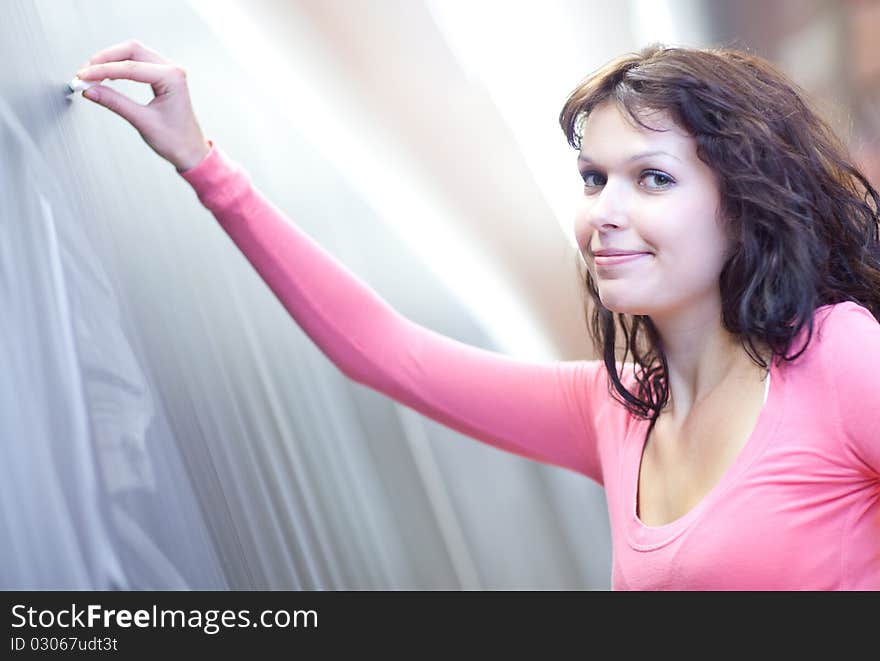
[175,139,212,173]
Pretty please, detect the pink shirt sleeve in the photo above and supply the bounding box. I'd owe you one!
[826,301,880,478]
[179,141,609,482]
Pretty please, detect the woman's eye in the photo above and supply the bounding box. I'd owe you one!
[581,171,605,188]
[641,170,674,188]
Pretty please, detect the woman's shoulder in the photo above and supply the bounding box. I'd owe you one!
[555,358,642,415]
[810,301,880,476]
[806,300,880,396]
[815,299,876,319]
[780,300,880,378]
[812,300,879,345]
[560,359,641,388]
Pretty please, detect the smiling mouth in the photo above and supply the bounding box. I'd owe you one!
[593,253,652,268]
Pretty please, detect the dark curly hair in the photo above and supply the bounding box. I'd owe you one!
[558,43,880,425]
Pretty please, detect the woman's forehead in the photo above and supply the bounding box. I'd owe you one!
[579,102,694,161]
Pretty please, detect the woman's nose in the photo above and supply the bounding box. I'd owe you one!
[574,185,628,250]
[586,182,629,230]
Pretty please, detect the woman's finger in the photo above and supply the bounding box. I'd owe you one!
[76,61,182,95]
[85,39,170,66]
[81,84,150,129]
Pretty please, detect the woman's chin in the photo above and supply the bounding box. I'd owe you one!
[598,296,651,316]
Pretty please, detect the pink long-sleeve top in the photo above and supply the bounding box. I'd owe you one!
[180,141,880,590]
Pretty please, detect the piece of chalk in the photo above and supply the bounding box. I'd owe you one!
[65,76,101,95]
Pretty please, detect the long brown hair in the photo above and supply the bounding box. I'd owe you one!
[559,44,880,423]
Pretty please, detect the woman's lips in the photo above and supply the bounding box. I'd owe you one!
[593,252,652,267]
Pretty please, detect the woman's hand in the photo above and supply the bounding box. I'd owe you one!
[76,40,211,172]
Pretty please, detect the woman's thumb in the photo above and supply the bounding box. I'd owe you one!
[83,84,146,129]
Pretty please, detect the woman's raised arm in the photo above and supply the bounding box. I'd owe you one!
[75,40,610,483]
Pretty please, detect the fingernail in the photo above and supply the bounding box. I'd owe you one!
[83,87,99,101]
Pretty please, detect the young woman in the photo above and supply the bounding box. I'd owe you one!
[74,40,880,590]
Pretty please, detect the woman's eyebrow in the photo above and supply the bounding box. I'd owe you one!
[577,150,683,165]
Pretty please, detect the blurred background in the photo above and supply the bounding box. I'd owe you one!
[2,0,877,589]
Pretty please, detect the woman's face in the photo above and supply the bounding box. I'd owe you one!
[574,100,731,319]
